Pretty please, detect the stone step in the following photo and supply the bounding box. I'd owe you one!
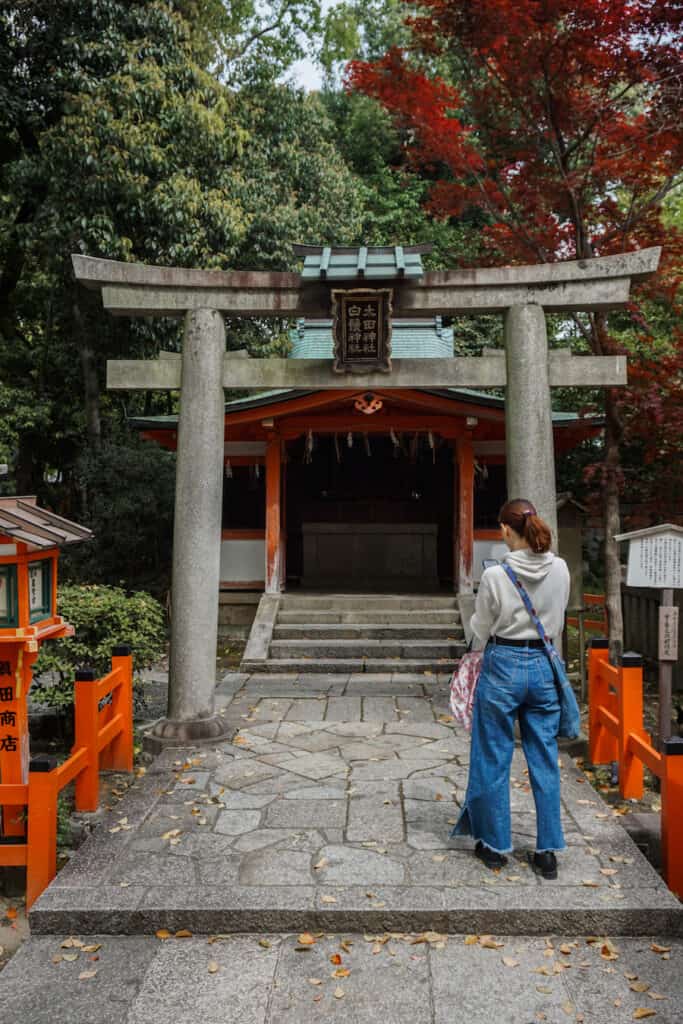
[242,657,460,673]
[273,624,465,640]
[277,609,461,625]
[28,891,683,937]
[280,594,459,611]
[270,639,464,659]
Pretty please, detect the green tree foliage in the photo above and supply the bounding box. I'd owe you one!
[32,583,166,708]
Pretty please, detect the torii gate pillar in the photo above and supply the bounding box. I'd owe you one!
[150,308,229,744]
[505,304,558,541]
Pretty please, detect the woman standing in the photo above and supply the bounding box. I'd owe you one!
[451,499,570,879]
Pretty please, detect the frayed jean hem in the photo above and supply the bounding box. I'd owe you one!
[535,846,567,854]
[449,807,513,855]
[472,836,513,855]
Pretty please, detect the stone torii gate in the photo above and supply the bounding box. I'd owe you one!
[73,246,660,744]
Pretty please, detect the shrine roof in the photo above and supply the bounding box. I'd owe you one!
[0,497,93,550]
[293,244,430,282]
[289,317,453,359]
[129,387,594,429]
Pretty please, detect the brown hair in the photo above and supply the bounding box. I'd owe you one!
[499,498,553,554]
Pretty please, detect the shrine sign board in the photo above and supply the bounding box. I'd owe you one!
[332,288,393,374]
[659,606,679,661]
[614,525,683,589]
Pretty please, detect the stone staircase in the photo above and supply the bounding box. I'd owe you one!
[241,592,467,674]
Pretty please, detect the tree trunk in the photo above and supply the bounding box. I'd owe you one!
[603,387,624,664]
[74,302,101,449]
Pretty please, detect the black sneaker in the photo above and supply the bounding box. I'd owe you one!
[528,851,558,879]
[475,840,508,870]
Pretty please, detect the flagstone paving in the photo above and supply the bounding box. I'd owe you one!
[27,672,683,936]
[1,931,682,1023]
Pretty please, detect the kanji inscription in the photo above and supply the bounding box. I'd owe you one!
[625,533,683,589]
[332,288,393,373]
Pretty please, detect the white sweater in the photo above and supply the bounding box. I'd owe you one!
[470,549,570,649]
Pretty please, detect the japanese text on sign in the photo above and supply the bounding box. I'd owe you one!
[332,289,392,373]
[625,533,683,589]
[659,606,679,661]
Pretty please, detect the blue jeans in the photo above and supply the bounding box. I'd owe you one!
[451,643,565,854]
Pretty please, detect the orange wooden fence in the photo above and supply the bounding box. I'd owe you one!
[0,646,133,907]
[567,593,607,633]
[587,638,683,898]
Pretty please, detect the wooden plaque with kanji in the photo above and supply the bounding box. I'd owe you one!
[331,288,393,373]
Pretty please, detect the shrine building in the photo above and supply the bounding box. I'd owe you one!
[132,316,599,604]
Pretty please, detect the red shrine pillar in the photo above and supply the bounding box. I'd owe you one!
[265,435,283,593]
[454,437,474,594]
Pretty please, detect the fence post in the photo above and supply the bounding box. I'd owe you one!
[73,668,100,812]
[26,756,58,909]
[108,646,134,773]
[661,737,683,898]
[588,638,617,765]
[617,652,645,800]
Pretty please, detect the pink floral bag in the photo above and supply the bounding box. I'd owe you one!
[449,650,483,731]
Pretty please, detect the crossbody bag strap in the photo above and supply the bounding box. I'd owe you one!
[500,563,555,659]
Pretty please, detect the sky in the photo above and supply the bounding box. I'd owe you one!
[288,0,341,92]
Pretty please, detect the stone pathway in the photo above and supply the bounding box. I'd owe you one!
[2,669,682,1021]
[27,672,682,935]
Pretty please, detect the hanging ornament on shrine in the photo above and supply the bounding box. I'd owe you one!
[304,429,314,464]
[225,460,233,479]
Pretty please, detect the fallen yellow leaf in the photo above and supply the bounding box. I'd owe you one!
[650,944,671,954]
[81,944,101,954]
[464,935,479,945]
[329,953,342,965]
[334,987,345,999]
[633,1010,657,1020]
[333,968,351,978]
[320,895,337,904]
[175,930,192,938]
[258,939,271,949]
[298,933,316,946]
[308,978,323,986]
[630,982,650,993]
[502,957,520,967]
[155,929,171,940]
[207,961,219,974]
[78,970,97,980]
[479,936,504,949]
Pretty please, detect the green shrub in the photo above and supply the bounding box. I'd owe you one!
[32,583,167,709]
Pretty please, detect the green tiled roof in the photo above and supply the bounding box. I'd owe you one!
[289,318,453,359]
[293,244,429,281]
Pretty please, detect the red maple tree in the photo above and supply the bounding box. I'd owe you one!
[347,0,683,653]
